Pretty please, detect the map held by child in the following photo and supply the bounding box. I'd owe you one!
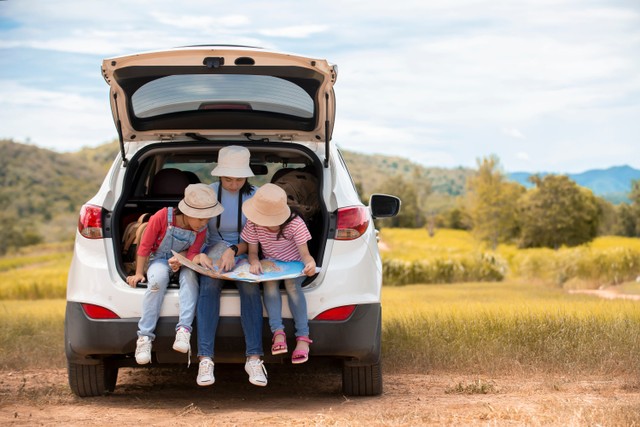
[171,250,311,282]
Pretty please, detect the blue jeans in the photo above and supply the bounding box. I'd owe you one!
[263,277,309,337]
[138,257,173,339]
[197,274,264,358]
[176,268,200,332]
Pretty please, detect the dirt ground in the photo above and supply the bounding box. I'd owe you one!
[2,363,640,426]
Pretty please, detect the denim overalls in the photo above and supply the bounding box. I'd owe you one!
[138,208,197,339]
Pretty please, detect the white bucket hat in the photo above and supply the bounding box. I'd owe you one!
[210,146,255,178]
[178,183,224,219]
[242,183,291,227]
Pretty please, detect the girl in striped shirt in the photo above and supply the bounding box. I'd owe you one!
[241,183,316,364]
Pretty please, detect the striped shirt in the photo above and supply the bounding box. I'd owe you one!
[240,216,311,262]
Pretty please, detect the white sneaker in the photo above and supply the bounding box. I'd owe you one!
[172,327,191,353]
[197,358,215,386]
[245,358,268,387]
[135,335,152,364]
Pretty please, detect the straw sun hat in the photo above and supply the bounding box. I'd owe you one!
[178,183,224,219]
[210,145,255,178]
[242,183,291,227]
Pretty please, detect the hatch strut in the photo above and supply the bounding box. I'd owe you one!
[324,92,330,168]
[113,92,128,167]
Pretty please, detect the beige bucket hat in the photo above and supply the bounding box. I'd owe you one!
[178,183,224,219]
[242,183,291,227]
[210,146,255,178]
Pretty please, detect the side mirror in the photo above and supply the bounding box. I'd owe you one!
[369,194,401,218]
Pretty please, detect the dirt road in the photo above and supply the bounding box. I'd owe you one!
[2,364,640,426]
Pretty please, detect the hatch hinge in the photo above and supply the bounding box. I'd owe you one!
[113,92,127,167]
[324,92,330,168]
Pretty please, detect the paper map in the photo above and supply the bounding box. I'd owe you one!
[171,250,309,282]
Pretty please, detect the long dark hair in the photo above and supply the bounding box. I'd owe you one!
[276,206,302,240]
[240,180,255,196]
[218,178,254,196]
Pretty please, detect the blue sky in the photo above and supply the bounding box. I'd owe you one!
[1,0,639,173]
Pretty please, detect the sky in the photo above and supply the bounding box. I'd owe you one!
[1,0,639,174]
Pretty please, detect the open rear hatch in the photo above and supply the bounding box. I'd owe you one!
[102,46,337,151]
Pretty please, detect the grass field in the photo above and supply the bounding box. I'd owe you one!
[380,228,640,288]
[2,282,640,375]
[2,234,640,375]
[382,282,640,375]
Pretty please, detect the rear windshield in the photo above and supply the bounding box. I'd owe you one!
[131,74,314,119]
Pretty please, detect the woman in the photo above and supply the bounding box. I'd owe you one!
[180,145,267,387]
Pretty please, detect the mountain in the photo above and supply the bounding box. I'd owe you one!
[340,150,473,197]
[0,139,119,242]
[2,138,637,245]
[508,165,640,204]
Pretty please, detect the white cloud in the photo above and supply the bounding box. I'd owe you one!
[259,25,329,38]
[503,128,525,139]
[0,0,639,172]
[0,81,114,151]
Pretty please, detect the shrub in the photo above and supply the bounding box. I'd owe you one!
[382,252,507,286]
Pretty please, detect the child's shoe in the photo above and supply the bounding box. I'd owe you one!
[172,327,191,353]
[135,335,152,364]
[292,336,313,364]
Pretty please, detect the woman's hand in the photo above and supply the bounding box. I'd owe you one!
[218,248,237,272]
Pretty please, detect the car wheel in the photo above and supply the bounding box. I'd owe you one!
[342,361,383,396]
[67,360,119,397]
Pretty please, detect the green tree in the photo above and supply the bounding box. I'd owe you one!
[613,203,637,237]
[464,155,524,248]
[376,175,417,228]
[629,179,640,236]
[518,174,601,248]
[411,167,432,228]
[630,179,640,205]
[596,197,617,236]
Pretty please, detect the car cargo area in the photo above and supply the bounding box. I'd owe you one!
[113,142,327,285]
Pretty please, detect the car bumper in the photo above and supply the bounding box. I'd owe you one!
[65,301,381,366]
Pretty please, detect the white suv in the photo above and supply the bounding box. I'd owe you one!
[65,46,400,397]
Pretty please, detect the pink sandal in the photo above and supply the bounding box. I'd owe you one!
[292,336,313,364]
[271,330,288,355]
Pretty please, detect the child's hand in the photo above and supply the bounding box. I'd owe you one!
[196,253,213,270]
[303,259,317,277]
[126,274,145,287]
[249,260,263,275]
[168,256,181,272]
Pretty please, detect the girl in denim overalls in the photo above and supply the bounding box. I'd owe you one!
[126,183,223,365]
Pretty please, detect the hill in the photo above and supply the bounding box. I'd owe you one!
[340,150,472,197]
[1,139,637,247]
[508,165,640,204]
[0,139,118,243]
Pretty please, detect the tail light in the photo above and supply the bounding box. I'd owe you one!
[336,206,370,240]
[314,305,356,321]
[81,303,120,319]
[78,204,103,239]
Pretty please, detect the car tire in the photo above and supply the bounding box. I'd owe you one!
[68,360,119,397]
[342,361,383,396]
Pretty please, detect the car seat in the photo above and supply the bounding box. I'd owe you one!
[150,168,191,197]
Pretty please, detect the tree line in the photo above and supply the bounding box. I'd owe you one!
[373,155,640,249]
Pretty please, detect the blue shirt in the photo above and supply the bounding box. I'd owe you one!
[204,181,257,249]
